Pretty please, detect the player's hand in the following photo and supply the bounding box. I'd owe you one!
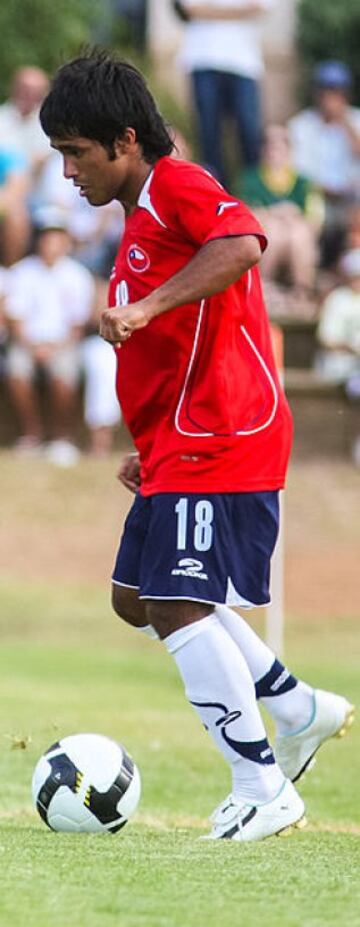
[117,452,141,493]
[100,303,150,346]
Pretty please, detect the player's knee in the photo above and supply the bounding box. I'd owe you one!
[111,584,144,627]
[145,599,211,639]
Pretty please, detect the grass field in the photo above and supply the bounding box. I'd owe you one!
[0,453,359,927]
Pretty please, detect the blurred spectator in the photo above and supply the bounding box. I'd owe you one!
[0,146,30,265]
[238,124,319,316]
[81,308,121,458]
[315,248,360,384]
[288,61,360,268]
[4,207,93,466]
[315,247,360,466]
[0,67,50,179]
[33,150,123,279]
[174,0,272,187]
[0,267,8,378]
[345,204,360,251]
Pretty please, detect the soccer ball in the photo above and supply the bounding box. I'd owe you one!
[32,733,141,833]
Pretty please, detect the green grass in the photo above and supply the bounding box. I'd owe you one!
[0,576,359,927]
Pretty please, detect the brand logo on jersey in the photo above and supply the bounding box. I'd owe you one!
[171,558,208,580]
[216,201,239,216]
[127,244,150,273]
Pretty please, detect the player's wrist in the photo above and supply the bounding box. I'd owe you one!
[141,294,163,322]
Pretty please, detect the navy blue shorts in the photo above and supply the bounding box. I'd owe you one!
[112,491,279,608]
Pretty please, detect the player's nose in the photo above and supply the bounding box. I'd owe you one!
[62,155,78,180]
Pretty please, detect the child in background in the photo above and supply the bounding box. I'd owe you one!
[238,125,321,316]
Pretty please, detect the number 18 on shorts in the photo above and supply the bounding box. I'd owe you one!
[112,491,280,608]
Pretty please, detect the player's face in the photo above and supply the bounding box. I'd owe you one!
[50,135,136,207]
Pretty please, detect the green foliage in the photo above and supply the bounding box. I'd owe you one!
[296,0,360,104]
[0,0,104,96]
[0,0,187,145]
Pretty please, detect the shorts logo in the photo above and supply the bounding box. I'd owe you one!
[127,244,150,273]
[171,558,208,580]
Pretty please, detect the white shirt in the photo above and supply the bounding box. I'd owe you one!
[33,151,124,243]
[5,255,94,343]
[318,287,360,351]
[288,107,360,197]
[0,102,50,166]
[178,0,273,79]
[316,286,360,381]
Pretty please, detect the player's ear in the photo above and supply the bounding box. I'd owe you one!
[114,128,137,156]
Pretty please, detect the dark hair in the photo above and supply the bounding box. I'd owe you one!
[40,48,174,163]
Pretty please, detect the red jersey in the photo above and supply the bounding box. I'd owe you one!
[108,156,293,496]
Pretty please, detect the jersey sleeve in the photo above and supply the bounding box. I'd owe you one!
[154,160,268,251]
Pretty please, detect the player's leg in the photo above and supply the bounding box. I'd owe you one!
[145,597,304,841]
[215,603,314,735]
[111,493,159,640]
[215,489,354,781]
[128,492,304,840]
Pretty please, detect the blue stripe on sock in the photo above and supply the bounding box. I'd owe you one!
[255,658,298,699]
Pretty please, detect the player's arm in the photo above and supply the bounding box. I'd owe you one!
[100,234,261,345]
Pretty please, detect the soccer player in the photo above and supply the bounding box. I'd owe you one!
[40,50,354,842]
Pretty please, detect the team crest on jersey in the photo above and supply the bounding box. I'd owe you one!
[127,244,150,273]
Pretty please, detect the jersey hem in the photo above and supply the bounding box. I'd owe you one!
[139,479,286,496]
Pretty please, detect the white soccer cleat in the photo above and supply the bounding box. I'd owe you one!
[274,689,355,783]
[203,779,306,842]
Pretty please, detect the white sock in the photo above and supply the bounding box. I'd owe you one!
[164,614,284,803]
[216,605,314,735]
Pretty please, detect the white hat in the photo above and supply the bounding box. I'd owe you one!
[339,249,360,277]
[33,205,70,233]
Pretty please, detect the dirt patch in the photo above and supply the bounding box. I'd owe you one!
[0,452,359,620]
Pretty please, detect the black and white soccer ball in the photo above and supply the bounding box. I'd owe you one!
[32,733,141,833]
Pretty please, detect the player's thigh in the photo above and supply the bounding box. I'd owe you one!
[139,491,279,612]
[112,493,151,623]
[112,583,146,627]
[145,598,212,638]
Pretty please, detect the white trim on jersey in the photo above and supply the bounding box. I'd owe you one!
[174,299,213,438]
[174,299,278,437]
[137,171,167,228]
